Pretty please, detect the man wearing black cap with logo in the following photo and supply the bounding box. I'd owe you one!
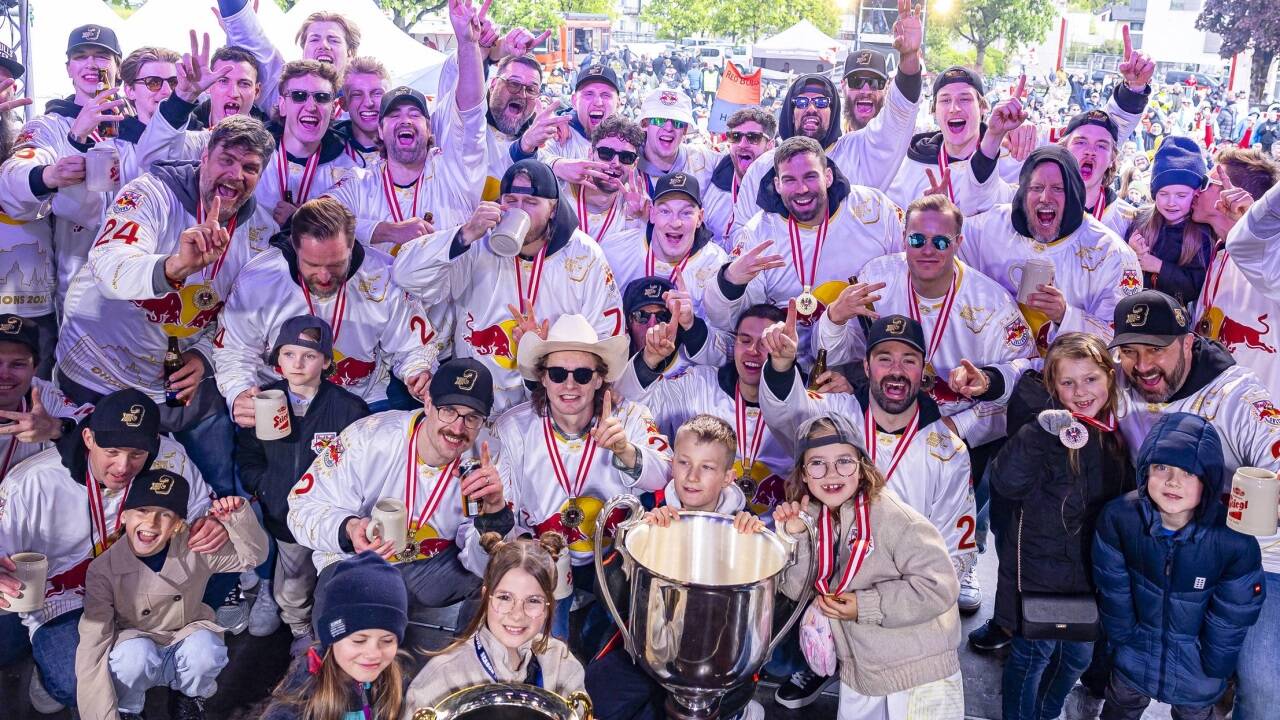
[393,158,624,414]
[841,48,890,133]
[540,63,622,182]
[727,0,923,249]
[1059,108,1142,237]
[288,359,510,619]
[759,308,975,706]
[0,389,218,712]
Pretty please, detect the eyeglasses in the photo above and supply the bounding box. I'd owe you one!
[804,457,859,479]
[727,130,767,144]
[906,233,956,251]
[134,76,178,92]
[545,366,597,385]
[595,146,638,165]
[648,117,688,130]
[791,96,831,110]
[630,309,672,324]
[287,89,334,105]
[499,76,541,97]
[435,405,485,431]
[491,591,549,617]
[846,76,886,91]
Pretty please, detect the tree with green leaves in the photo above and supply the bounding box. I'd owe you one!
[1197,0,1280,103]
[488,0,614,37]
[641,0,713,41]
[941,0,1055,70]
[380,1,450,33]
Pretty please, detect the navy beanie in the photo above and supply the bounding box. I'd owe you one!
[1150,136,1208,196]
[314,552,408,651]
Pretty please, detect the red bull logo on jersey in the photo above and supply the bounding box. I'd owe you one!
[1252,400,1280,426]
[1119,269,1141,295]
[1004,317,1031,349]
[328,353,377,387]
[131,284,223,339]
[1218,313,1275,355]
[111,190,142,215]
[463,313,518,370]
[46,558,92,599]
[929,377,964,406]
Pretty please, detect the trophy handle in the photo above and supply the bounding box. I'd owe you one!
[593,494,643,658]
[568,689,594,719]
[411,709,438,720]
[765,510,819,658]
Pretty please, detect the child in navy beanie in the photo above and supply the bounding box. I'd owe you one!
[1125,135,1213,306]
[263,552,410,720]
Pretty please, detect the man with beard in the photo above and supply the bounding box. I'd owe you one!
[541,64,622,182]
[564,114,647,251]
[636,88,719,195]
[703,107,776,251]
[841,48,889,133]
[216,197,437,422]
[57,116,278,501]
[287,359,510,623]
[703,136,905,368]
[727,0,923,248]
[0,390,221,712]
[334,56,389,169]
[759,309,976,707]
[392,159,624,414]
[324,0,489,254]
[960,146,1141,355]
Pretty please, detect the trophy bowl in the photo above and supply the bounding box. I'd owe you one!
[594,495,816,719]
[410,682,593,720]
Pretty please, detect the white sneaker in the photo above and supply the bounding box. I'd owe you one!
[1063,684,1104,720]
[29,669,65,714]
[216,582,251,635]
[239,569,260,591]
[248,579,282,637]
[958,564,982,614]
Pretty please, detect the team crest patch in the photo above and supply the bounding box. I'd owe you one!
[1004,317,1031,348]
[660,90,679,106]
[111,190,142,215]
[321,437,346,466]
[1119,269,1141,296]
[1252,400,1280,426]
[310,432,337,455]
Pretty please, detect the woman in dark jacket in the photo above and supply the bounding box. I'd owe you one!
[991,333,1135,720]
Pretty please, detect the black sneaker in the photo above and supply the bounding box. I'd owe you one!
[967,618,1013,652]
[169,692,206,720]
[774,669,836,709]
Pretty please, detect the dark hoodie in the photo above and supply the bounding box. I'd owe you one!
[1011,145,1087,241]
[776,73,843,148]
[1093,412,1265,706]
[56,414,159,489]
[1167,337,1235,403]
[447,172,581,260]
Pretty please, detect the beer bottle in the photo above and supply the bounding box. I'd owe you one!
[458,458,483,517]
[96,69,117,139]
[808,349,828,392]
[163,336,184,408]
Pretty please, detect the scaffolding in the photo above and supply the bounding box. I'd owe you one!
[1,0,29,122]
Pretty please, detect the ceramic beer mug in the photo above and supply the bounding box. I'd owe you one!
[1227,467,1279,536]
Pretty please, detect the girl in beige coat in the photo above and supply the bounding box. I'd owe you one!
[774,414,964,720]
[403,532,585,718]
[75,470,268,720]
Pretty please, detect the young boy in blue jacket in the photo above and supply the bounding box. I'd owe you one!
[1093,412,1266,720]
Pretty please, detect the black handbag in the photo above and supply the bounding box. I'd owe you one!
[1017,511,1098,642]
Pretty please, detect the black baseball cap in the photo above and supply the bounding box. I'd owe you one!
[1064,108,1119,142]
[429,358,494,416]
[269,315,334,365]
[0,314,39,358]
[124,469,190,519]
[88,389,160,456]
[843,49,888,81]
[623,276,675,316]
[500,159,559,200]
[575,63,619,92]
[866,315,926,357]
[0,42,24,79]
[652,172,702,207]
[932,65,985,96]
[1109,290,1192,348]
[379,85,428,119]
[67,24,121,57]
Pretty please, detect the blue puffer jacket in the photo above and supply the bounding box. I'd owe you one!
[1093,412,1265,706]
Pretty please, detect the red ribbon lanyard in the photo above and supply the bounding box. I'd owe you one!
[542,416,598,500]
[515,247,548,314]
[382,165,421,223]
[0,397,26,480]
[299,274,348,343]
[936,151,957,203]
[87,469,132,557]
[815,495,872,595]
[644,242,692,282]
[195,198,238,282]
[863,405,921,484]
[724,174,739,240]
[906,268,960,368]
[1071,412,1117,433]
[404,413,462,532]
[1092,192,1107,218]
[787,213,829,293]
[1200,243,1229,313]
[276,144,320,205]
[735,385,765,471]
[576,188,618,243]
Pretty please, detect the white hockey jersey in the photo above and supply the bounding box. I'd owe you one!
[0,378,94,482]
[1195,248,1280,395]
[602,231,728,319]
[563,184,646,254]
[213,243,436,408]
[0,436,211,634]
[286,409,492,575]
[0,211,55,318]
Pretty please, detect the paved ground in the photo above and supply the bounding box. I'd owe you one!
[1,549,1182,719]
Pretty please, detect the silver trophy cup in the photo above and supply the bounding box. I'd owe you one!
[594,495,817,719]
[411,683,593,720]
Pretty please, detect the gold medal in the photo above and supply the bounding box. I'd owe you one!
[401,541,418,562]
[560,498,585,529]
[795,288,819,316]
[737,475,757,496]
[922,361,937,392]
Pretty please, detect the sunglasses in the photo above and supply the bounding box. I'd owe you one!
[727,130,767,144]
[846,76,886,91]
[287,89,334,104]
[499,76,541,97]
[791,96,831,110]
[595,146,638,165]
[906,233,955,251]
[135,76,178,92]
[630,309,672,324]
[649,117,688,130]
[545,366,597,384]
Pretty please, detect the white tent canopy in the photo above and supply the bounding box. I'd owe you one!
[121,0,295,65]
[284,0,444,90]
[751,20,846,73]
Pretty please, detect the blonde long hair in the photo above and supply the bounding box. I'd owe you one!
[1042,332,1124,473]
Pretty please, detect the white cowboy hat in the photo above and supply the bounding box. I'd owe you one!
[517,314,630,383]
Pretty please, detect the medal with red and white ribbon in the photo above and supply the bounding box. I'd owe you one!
[402,413,463,559]
[515,247,548,314]
[1197,243,1229,335]
[382,165,421,223]
[0,397,26,481]
[863,405,921,484]
[906,270,959,391]
[576,188,619,243]
[276,144,320,205]
[789,213,829,317]
[543,417,598,529]
[734,385,765,495]
[815,495,873,596]
[87,469,132,557]
[300,272,348,343]
[1059,411,1116,450]
[195,197,238,282]
[644,241,693,282]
